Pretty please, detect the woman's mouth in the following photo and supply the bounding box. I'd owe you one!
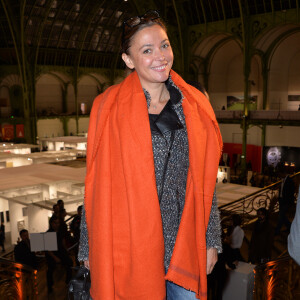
[151,64,167,71]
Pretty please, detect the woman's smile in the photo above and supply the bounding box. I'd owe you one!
[151,64,168,71]
[122,24,174,89]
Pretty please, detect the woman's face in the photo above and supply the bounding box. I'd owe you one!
[122,25,173,88]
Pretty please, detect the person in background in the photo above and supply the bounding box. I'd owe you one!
[228,214,244,263]
[0,220,5,252]
[275,174,295,235]
[46,215,73,294]
[78,10,223,300]
[57,199,65,212]
[58,208,68,236]
[288,186,300,265]
[248,208,273,264]
[70,205,83,240]
[52,204,60,217]
[70,205,83,265]
[14,229,37,269]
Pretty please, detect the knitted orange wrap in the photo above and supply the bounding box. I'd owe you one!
[85,70,223,299]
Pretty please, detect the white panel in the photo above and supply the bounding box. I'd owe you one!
[37,119,64,138]
[219,124,242,144]
[222,262,255,300]
[78,118,90,134]
[265,126,300,147]
[68,118,77,135]
[248,126,262,146]
[27,205,50,234]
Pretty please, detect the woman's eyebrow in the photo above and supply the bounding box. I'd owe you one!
[139,44,153,51]
[138,39,169,51]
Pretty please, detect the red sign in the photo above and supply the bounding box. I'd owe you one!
[16,124,25,138]
[3,124,14,140]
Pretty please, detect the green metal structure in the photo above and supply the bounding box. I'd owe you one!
[0,1,300,177]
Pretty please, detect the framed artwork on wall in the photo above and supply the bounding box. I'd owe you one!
[227,95,257,110]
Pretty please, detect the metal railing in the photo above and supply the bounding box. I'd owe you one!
[219,171,300,227]
[0,257,38,300]
[253,255,300,300]
[218,172,300,299]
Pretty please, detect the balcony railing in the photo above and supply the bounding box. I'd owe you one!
[0,257,38,299]
[219,171,300,226]
[215,110,300,125]
[215,110,300,121]
[254,255,300,300]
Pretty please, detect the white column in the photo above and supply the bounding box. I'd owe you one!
[8,201,27,245]
[27,205,51,233]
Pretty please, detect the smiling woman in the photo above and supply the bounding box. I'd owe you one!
[78,10,223,300]
[121,12,173,114]
[122,24,173,113]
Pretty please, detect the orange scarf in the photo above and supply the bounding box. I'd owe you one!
[85,70,222,299]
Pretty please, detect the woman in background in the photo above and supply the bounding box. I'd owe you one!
[79,10,222,300]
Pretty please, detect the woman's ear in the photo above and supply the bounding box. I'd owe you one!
[122,53,135,69]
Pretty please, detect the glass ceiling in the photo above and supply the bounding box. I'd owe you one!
[0,0,298,68]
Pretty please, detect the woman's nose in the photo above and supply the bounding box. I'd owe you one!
[155,49,165,60]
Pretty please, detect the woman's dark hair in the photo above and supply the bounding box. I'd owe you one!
[121,10,167,54]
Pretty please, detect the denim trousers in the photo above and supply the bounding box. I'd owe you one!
[166,280,198,300]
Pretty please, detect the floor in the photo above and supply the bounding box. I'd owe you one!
[216,182,262,207]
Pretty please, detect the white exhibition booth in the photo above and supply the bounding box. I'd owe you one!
[0,178,84,245]
[0,141,86,247]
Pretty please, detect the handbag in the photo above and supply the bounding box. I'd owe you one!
[68,266,91,300]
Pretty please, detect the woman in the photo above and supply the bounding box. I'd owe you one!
[79,10,222,299]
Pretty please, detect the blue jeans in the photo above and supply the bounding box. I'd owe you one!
[166,281,197,300]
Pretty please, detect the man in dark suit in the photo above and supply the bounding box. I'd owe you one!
[14,229,37,269]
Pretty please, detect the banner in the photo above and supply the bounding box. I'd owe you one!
[16,124,25,138]
[3,124,14,140]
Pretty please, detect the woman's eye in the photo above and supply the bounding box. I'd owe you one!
[162,43,169,49]
[143,49,151,54]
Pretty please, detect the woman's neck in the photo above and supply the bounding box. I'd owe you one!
[143,82,169,103]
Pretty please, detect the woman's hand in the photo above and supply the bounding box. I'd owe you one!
[207,248,218,274]
[84,260,90,269]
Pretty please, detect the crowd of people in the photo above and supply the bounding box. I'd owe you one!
[8,173,298,298]
[12,199,83,295]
